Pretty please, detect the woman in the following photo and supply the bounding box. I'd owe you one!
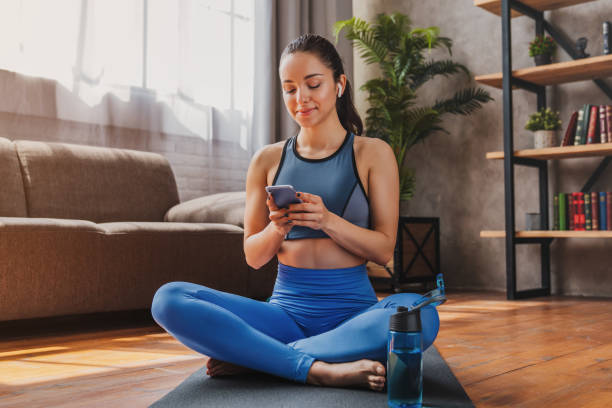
[151,33,440,392]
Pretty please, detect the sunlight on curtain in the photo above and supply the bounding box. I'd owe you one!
[0,0,81,86]
[0,0,254,150]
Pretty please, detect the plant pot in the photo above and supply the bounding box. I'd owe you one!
[534,54,552,66]
[533,130,557,149]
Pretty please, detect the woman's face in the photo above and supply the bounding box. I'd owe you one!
[279,51,344,128]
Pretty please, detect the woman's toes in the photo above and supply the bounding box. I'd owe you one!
[371,375,385,384]
[207,358,217,369]
[373,362,385,376]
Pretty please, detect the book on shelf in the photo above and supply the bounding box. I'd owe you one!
[600,192,608,230]
[591,191,599,230]
[605,105,612,143]
[576,193,585,230]
[561,111,578,146]
[574,105,586,146]
[566,104,612,147]
[608,192,612,231]
[568,194,575,230]
[553,191,611,231]
[600,105,608,144]
[586,105,599,145]
[559,193,567,230]
[584,192,592,230]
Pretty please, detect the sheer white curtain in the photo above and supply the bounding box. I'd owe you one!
[0,0,255,198]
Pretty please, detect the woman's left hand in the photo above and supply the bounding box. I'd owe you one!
[286,191,331,230]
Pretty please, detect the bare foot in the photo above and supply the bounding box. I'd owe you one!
[306,359,386,392]
[206,357,254,377]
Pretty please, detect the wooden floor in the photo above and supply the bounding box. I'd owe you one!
[1,290,611,407]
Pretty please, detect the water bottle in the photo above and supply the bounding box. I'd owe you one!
[387,306,423,408]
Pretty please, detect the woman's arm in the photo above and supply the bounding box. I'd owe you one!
[243,146,287,270]
[288,138,399,265]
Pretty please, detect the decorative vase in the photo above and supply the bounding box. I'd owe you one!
[534,54,552,66]
[533,130,557,149]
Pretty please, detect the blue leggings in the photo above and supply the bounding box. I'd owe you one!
[151,262,440,384]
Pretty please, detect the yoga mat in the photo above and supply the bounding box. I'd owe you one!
[150,346,473,407]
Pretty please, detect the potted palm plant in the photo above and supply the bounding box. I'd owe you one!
[333,12,493,205]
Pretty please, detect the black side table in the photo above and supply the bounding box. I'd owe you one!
[369,216,440,293]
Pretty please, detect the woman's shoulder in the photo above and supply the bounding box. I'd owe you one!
[353,134,394,165]
[249,140,288,175]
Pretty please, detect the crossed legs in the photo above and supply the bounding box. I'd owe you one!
[151,281,314,382]
[151,281,440,389]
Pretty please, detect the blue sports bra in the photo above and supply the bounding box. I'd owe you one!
[272,129,371,240]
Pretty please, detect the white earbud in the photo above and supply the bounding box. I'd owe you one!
[337,84,343,98]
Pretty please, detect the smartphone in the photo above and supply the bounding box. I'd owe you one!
[265,184,303,209]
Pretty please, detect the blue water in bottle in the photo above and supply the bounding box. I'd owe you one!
[387,306,423,408]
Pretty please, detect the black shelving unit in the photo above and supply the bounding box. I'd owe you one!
[495,0,612,299]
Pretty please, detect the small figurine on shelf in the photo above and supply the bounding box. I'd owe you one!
[575,37,590,59]
[529,35,556,65]
[525,108,562,149]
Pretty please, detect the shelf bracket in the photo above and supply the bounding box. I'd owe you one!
[511,77,546,94]
[508,0,542,21]
[581,156,612,193]
[516,237,554,245]
[513,157,544,167]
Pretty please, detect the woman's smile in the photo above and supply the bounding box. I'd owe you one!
[297,107,316,116]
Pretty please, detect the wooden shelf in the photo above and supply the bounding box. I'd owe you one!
[481,230,612,238]
[475,54,612,89]
[474,0,596,18]
[486,143,612,160]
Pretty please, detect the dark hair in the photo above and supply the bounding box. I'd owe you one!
[280,33,363,136]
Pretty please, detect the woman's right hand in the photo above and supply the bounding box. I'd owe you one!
[266,192,294,237]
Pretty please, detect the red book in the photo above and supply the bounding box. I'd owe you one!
[608,192,612,231]
[580,193,586,230]
[600,105,608,143]
[591,191,599,230]
[607,106,612,144]
[562,111,578,146]
[568,194,575,230]
[586,106,599,144]
[574,192,586,230]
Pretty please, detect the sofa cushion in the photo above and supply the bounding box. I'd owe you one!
[0,216,104,232]
[0,137,27,217]
[98,221,244,234]
[164,191,246,228]
[14,140,180,223]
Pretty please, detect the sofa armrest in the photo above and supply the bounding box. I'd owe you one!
[164,191,246,228]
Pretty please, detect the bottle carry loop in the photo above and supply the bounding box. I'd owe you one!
[407,273,447,312]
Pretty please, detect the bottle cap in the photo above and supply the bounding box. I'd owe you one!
[389,306,421,332]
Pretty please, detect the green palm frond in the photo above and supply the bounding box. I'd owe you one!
[333,17,387,65]
[411,60,470,90]
[432,88,494,116]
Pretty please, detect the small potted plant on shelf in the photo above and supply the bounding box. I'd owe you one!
[525,107,562,148]
[529,35,557,65]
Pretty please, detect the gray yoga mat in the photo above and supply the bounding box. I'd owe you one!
[150,346,473,408]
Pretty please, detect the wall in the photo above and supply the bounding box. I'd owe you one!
[353,0,612,296]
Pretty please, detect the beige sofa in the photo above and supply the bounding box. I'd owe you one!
[0,137,277,322]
